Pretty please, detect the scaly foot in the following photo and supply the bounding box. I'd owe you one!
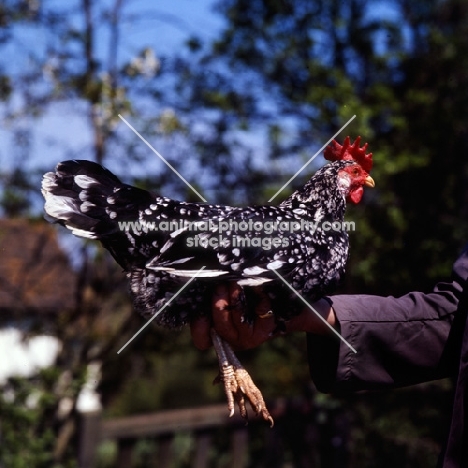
[210,329,274,426]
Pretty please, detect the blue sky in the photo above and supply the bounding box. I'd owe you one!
[0,0,403,213]
[0,0,224,177]
[129,0,223,54]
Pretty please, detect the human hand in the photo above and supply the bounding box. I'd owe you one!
[190,282,277,351]
[190,283,337,351]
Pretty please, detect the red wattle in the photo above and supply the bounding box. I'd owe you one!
[347,187,363,204]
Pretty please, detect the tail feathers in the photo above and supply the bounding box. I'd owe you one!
[42,160,153,240]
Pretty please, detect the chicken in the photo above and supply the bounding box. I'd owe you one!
[41,136,374,425]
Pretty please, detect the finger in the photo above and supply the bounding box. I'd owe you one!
[212,283,237,343]
[252,287,273,320]
[190,316,212,350]
[229,284,275,349]
[250,288,276,345]
[227,282,245,327]
[213,283,230,313]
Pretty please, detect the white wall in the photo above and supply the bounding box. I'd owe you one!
[0,327,101,412]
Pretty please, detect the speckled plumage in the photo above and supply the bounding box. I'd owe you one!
[42,139,373,425]
[42,158,363,327]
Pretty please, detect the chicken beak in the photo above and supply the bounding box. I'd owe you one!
[364,175,375,188]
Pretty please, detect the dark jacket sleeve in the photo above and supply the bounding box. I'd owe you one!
[307,246,468,393]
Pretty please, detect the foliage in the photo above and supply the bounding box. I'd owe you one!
[0,370,75,468]
[209,0,468,294]
[1,0,468,466]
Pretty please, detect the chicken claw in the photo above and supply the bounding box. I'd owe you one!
[210,329,274,426]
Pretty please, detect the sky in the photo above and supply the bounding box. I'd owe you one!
[0,0,224,179]
[126,0,223,54]
[0,0,418,388]
[0,0,224,386]
[0,0,404,213]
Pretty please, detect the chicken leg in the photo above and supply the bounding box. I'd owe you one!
[210,329,274,426]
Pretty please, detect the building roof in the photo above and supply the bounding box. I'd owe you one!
[0,218,77,317]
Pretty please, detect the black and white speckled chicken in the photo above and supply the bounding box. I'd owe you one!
[42,136,374,425]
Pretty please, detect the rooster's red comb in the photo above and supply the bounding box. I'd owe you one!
[324,136,373,172]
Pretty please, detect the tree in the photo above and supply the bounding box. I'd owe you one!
[2,0,468,465]
[0,1,285,464]
[192,0,468,465]
[0,1,199,465]
[201,0,468,292]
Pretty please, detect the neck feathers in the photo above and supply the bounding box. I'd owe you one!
[280,162,348,221]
